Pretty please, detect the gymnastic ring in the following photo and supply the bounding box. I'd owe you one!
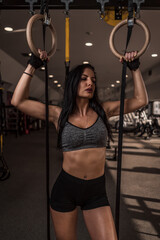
[109,18,150,59]
[26,13,57,58]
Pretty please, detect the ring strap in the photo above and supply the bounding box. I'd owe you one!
[115,0,134,238]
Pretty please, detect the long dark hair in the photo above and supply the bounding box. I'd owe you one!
[57,64,113,149]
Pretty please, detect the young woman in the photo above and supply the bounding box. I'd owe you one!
[11,49,148,240]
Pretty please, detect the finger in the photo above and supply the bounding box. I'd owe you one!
[42,53,45,59]
[40,54,45,61]
[128,52,132,61]
[125,52,130,61]
[38,50,44,59]
[130,52,134,60]
[44,52,48,60]
[39,53,43,58]
[129,52,134,62]
[42,51,47,58]
[119,57,123,63]
[44,55,48,61]
[41,51,48,60]
[124,52,128,60]
[134,51,138,57]
[38,48,42,54]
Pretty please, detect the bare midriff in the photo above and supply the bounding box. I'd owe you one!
[62,147,106,180]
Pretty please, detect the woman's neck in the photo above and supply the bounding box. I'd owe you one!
[73,99,90,117]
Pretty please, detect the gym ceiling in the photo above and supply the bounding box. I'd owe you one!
[0,1,160,103]
[1,1,160,9]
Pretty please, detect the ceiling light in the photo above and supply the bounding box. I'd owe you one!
[151,54,158,57]
[4,27,13,32]
[57,84,61,88]
[85,42,93,47]
[111,84,115,87]
[116,80,120,84]
[126,74,128,78]
[49,74,54,78]
[41,66,45,70]
[83,61,89,64]
[54,80,58,84]
[28,53,32,56]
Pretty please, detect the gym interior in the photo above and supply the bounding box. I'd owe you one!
[0,1,160,240]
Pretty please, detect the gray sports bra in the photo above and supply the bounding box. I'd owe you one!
[61,116,108,152]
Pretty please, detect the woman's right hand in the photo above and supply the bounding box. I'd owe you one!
[38,49,48,61]
[27,49,49,69]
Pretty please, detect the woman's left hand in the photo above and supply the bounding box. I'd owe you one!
[119,51,140,71]
[119,51,138,63]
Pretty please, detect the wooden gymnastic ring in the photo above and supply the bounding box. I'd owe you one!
[109,18,150,59]
[26,13,57,58]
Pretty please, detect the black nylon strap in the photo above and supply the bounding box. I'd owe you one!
[40,0,49,16]
[41,1,50,240]
[43,59,50,240]
[65,61,70,81]
[125,0,134,52]
[125,18,134,53]
[115,61,127,238]
[0,86,10,181]
[115,0,134,238]
[128,0,133,17]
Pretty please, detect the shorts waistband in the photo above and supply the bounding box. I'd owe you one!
[61,168,105,184]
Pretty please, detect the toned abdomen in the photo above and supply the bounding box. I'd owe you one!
[62,147,106,180]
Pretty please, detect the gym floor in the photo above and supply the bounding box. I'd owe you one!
[0,126,160,240]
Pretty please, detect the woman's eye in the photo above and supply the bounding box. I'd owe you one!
[81,77,96,83]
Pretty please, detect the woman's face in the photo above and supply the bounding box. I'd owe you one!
[77,68,96,99]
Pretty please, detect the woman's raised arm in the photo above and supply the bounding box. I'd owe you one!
[101,51,148,119]
[11,50,61,124]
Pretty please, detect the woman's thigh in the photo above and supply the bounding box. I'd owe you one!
[50,207,78,240]
[82,206,117,240]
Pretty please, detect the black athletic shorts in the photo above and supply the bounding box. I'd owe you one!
[50,168,110,212]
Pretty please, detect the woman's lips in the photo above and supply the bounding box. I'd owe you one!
[85,88,93,92]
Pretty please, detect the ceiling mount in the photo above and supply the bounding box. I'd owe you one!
[1,0,160,10]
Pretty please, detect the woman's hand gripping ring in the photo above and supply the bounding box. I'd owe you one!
[109,18,150,59]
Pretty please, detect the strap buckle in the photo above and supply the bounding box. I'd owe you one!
[44,12,51,26]
[127,18,134,27]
